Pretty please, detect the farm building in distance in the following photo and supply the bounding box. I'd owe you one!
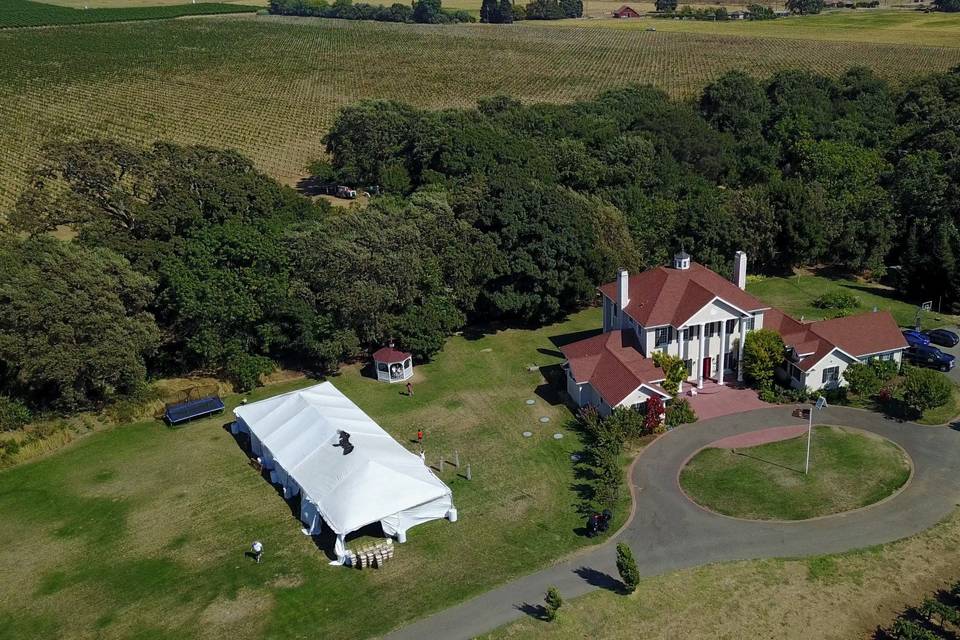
[612,5,641,17]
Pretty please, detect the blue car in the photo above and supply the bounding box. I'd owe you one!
[906,344,956,371]
[927,328,960,348]
[902,329,931,348]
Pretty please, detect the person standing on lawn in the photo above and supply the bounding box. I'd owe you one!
[406,381,414,397]
[251,540,263,564]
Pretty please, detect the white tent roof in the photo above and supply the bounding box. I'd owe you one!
[234,382,452,535]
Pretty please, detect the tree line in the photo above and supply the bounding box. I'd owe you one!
[3,66,960,413]
[268,0,474,24]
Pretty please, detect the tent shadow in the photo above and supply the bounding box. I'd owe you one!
[308,522,387,563]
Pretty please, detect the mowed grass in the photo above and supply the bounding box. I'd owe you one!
[3,16,960,210]
[484,507,960,639]
[0,0,258,28]
[680,426,911,520]
[0,308,612,640]
[746,274,960,330]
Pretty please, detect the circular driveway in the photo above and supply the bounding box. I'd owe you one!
[386,405,960,640]
[620,405,960,576]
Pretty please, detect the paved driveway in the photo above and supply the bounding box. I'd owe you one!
[384,406,960,640]
[934,327,960,385]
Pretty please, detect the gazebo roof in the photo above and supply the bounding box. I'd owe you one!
[372,346,412,363]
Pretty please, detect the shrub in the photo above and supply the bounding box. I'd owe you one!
[653,351,686,394]
[743,329,785,388]
[544,586,563,621]
[812,290,860,310]
[0,396,31,432]
[616,543,640,593]
[665,398,697,427]
[843,362,881,397]
[747,3,775,18]
[644,396,665,434]
[901,366,953,416]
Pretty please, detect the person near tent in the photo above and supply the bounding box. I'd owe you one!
[406,381,414,397]
[251,540,263,563]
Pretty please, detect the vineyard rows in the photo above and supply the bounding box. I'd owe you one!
[2,15,959,209]
[0,0,258,29]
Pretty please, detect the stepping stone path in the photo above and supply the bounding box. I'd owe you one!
[522,431,533,438]
[570,453,581,462]
[525,399,535,405]
[553,433,563,440]
[539,416,550,423]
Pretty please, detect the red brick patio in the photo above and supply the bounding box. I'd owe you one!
[679,377,774,421]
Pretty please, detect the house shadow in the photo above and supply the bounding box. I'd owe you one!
[515,602,548,620]
[549,328,602,349]
[574,566,622,592]
[534,363,565,406]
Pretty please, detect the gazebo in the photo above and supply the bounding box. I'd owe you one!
[372,346,413,383]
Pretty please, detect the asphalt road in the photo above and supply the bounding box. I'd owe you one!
[384,406,960,640]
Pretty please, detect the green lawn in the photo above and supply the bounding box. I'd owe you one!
[0,308,622,640]
[916,384,960,426]
[746,274,960,331]
[679,426,911,520]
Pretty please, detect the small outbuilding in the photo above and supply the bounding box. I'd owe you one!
[613,4,641,17]
[373,346,413,383]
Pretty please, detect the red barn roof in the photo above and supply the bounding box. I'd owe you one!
[613,4,641,16]
[372,346,411,363]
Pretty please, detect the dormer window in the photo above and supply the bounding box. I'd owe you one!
[673,251,691,270]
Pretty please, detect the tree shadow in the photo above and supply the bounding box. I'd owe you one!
[294,175,334,197]
[573,566,621,592]
[515,602,548,620]
[549,328,603,349]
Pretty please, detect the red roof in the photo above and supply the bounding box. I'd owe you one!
[372,346,411,363]
[561,331,666,406]
[598,262,768,328]
[765,308,908,371]
[613,4,641,16]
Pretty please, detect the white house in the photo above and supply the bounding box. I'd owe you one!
[562,252,908,415]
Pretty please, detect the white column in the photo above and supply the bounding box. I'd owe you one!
[737,319,747,383]
[718,319,727,386]
[697,323,705,389]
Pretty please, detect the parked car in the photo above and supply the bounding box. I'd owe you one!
[906,344,956,371]
[336,185,357,199]
[902,329,931,347]
[927,328,960,348]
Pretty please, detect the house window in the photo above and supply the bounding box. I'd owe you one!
[822,366,840,384]
[684,359,693,376]
[377,362,388,373]
[744,317,755,331]
[686,326,699,341]
[655,327,670,348]
[705,322,720,338]
[723,352,733,369]
[726,319,737,333]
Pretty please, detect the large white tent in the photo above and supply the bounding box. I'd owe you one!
[232,382,455,562]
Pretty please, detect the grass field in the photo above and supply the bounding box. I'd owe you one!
[556,9,960,47]
[2,14,960,210]
[0,308,628,640]
[0,0,258,28]
[746,274,960,330]
[679,426,911,520]
[485,507,960,639]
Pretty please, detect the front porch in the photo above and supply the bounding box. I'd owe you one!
[678,375,773,421]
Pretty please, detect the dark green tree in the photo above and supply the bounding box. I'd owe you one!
[0,235,159,409]
[616,543,640,593]
[786,0,823,13]
[412,0,442,22]
[480,0,497,21]
[498,0,514,21]
[655,0,677,11]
